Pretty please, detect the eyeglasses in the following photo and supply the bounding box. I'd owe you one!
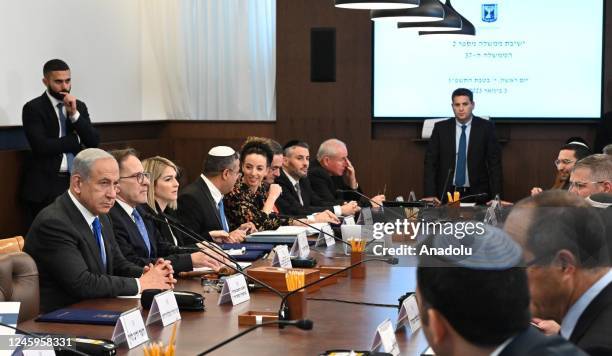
[568,180,606,190]
[119,172,151,184]
[554,159,576,166]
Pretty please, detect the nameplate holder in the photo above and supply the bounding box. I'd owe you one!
[289,232,310,258]
[145,290,181,327]
[218,274,250,306]
[371,318,400,356]
[0,301,20,335]
[111,308,148,349]
[272,245,293,268]
[396,294,421,333]
[315,225,336,247]
[343,216,356,225]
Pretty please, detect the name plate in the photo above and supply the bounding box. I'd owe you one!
[371,318,400,356]
[343,216,356,225]
[396,294,421,333]
[218,274,250,306]
[290,232,310,258]
[272,245,292,268]
[145,290,181,327]
[111,308,148,349]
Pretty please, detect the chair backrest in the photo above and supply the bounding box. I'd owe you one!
[0,236,24,254]
[0,252,39,321]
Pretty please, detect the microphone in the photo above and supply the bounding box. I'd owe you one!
[446,192,489,205]
[0,321,93,356]
[197,319,313,355]
[336,190,406,220]
[272,213,352,249]
[143,211,244,272]
[439,168,454,204]
[336,189,383,208]
[277,257,398,322]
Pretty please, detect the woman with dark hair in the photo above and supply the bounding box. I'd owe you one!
[224,137,285,230]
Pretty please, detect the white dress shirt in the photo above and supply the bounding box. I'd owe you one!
[453,117,472,187]
[46,91,80,172]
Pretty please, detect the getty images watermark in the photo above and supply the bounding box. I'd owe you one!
[371,219,487,257]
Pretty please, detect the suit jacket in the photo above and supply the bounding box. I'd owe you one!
[24,192,141,312]
[424,116,502,201]
[21,92,100,202]
[499,326,587,356]
[176,177,219,242]
[275,169,334,216]
[109,204,193,273]
[144,204,194,249]
[569,281,612,356]
[308,160,366,206]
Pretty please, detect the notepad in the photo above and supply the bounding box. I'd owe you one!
[36,308,122,325]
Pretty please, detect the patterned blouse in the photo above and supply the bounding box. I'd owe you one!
[224,180,283,231]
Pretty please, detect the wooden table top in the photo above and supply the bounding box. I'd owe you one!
[19,245,428,355]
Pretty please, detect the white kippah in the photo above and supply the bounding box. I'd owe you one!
[567,141,589,149]
[208,146,235,157]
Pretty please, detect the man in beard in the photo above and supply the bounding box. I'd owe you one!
[21,59,100,225]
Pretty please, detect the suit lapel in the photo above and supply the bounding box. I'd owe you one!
[198,179,222,226]
[40,93,61,137]
[280,170,300,200]
[467,117,481,162]
[59,193,106,273]
[114,204,150,256]
[570,282,612,343]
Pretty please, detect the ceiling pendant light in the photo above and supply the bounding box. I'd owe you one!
[419,14,475,36]
[371,0,445,22]
[335,0,419,10]
[396,0,461,31]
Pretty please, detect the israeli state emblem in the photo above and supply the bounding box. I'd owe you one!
[482,4,498,23]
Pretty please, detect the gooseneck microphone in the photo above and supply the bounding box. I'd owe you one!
[446,192,489,205]
[277,257,398,322]
[439,168,454,204]
[336,189,406,220]
[197,319,313,355]
[143,212,244,272]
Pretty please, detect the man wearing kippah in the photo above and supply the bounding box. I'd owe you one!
[177,146,256,243]
[417,224,586,356]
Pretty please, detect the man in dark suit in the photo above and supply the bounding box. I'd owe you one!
[24,148,174,312]
[275,140,353,221]
[22,59,100,225]
[423,88,502,204]
[177,146,256,243]
[505,190,612,355]
[108,148,221,273]
[417,225,585,356]
[309,138,385,207]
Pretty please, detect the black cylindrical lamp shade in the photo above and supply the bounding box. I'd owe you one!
[371,0,444,22]
[336,0,419,10]
[397,0,460,31]
[420,15,475,36]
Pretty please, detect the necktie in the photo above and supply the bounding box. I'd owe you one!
[455,124,467,187]
[132,209,152,257]
[57,103,75,172]
[92,217,107,269]
[218,200,229,232]
[295,183,304,206]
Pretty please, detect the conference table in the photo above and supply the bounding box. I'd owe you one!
[19,243,429,355]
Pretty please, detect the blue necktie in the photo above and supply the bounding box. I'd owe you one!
[218,200,229,232]
[92,217,107,269]
[57,103,74,172]
[455,124,467,187]
[132,209,152,257]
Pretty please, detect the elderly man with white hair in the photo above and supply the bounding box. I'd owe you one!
[308,138,385,208]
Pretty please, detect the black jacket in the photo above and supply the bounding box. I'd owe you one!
[424,116,502,201]
[24,192,141,312]
[275,169,334,216]
[21,93,99,202]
